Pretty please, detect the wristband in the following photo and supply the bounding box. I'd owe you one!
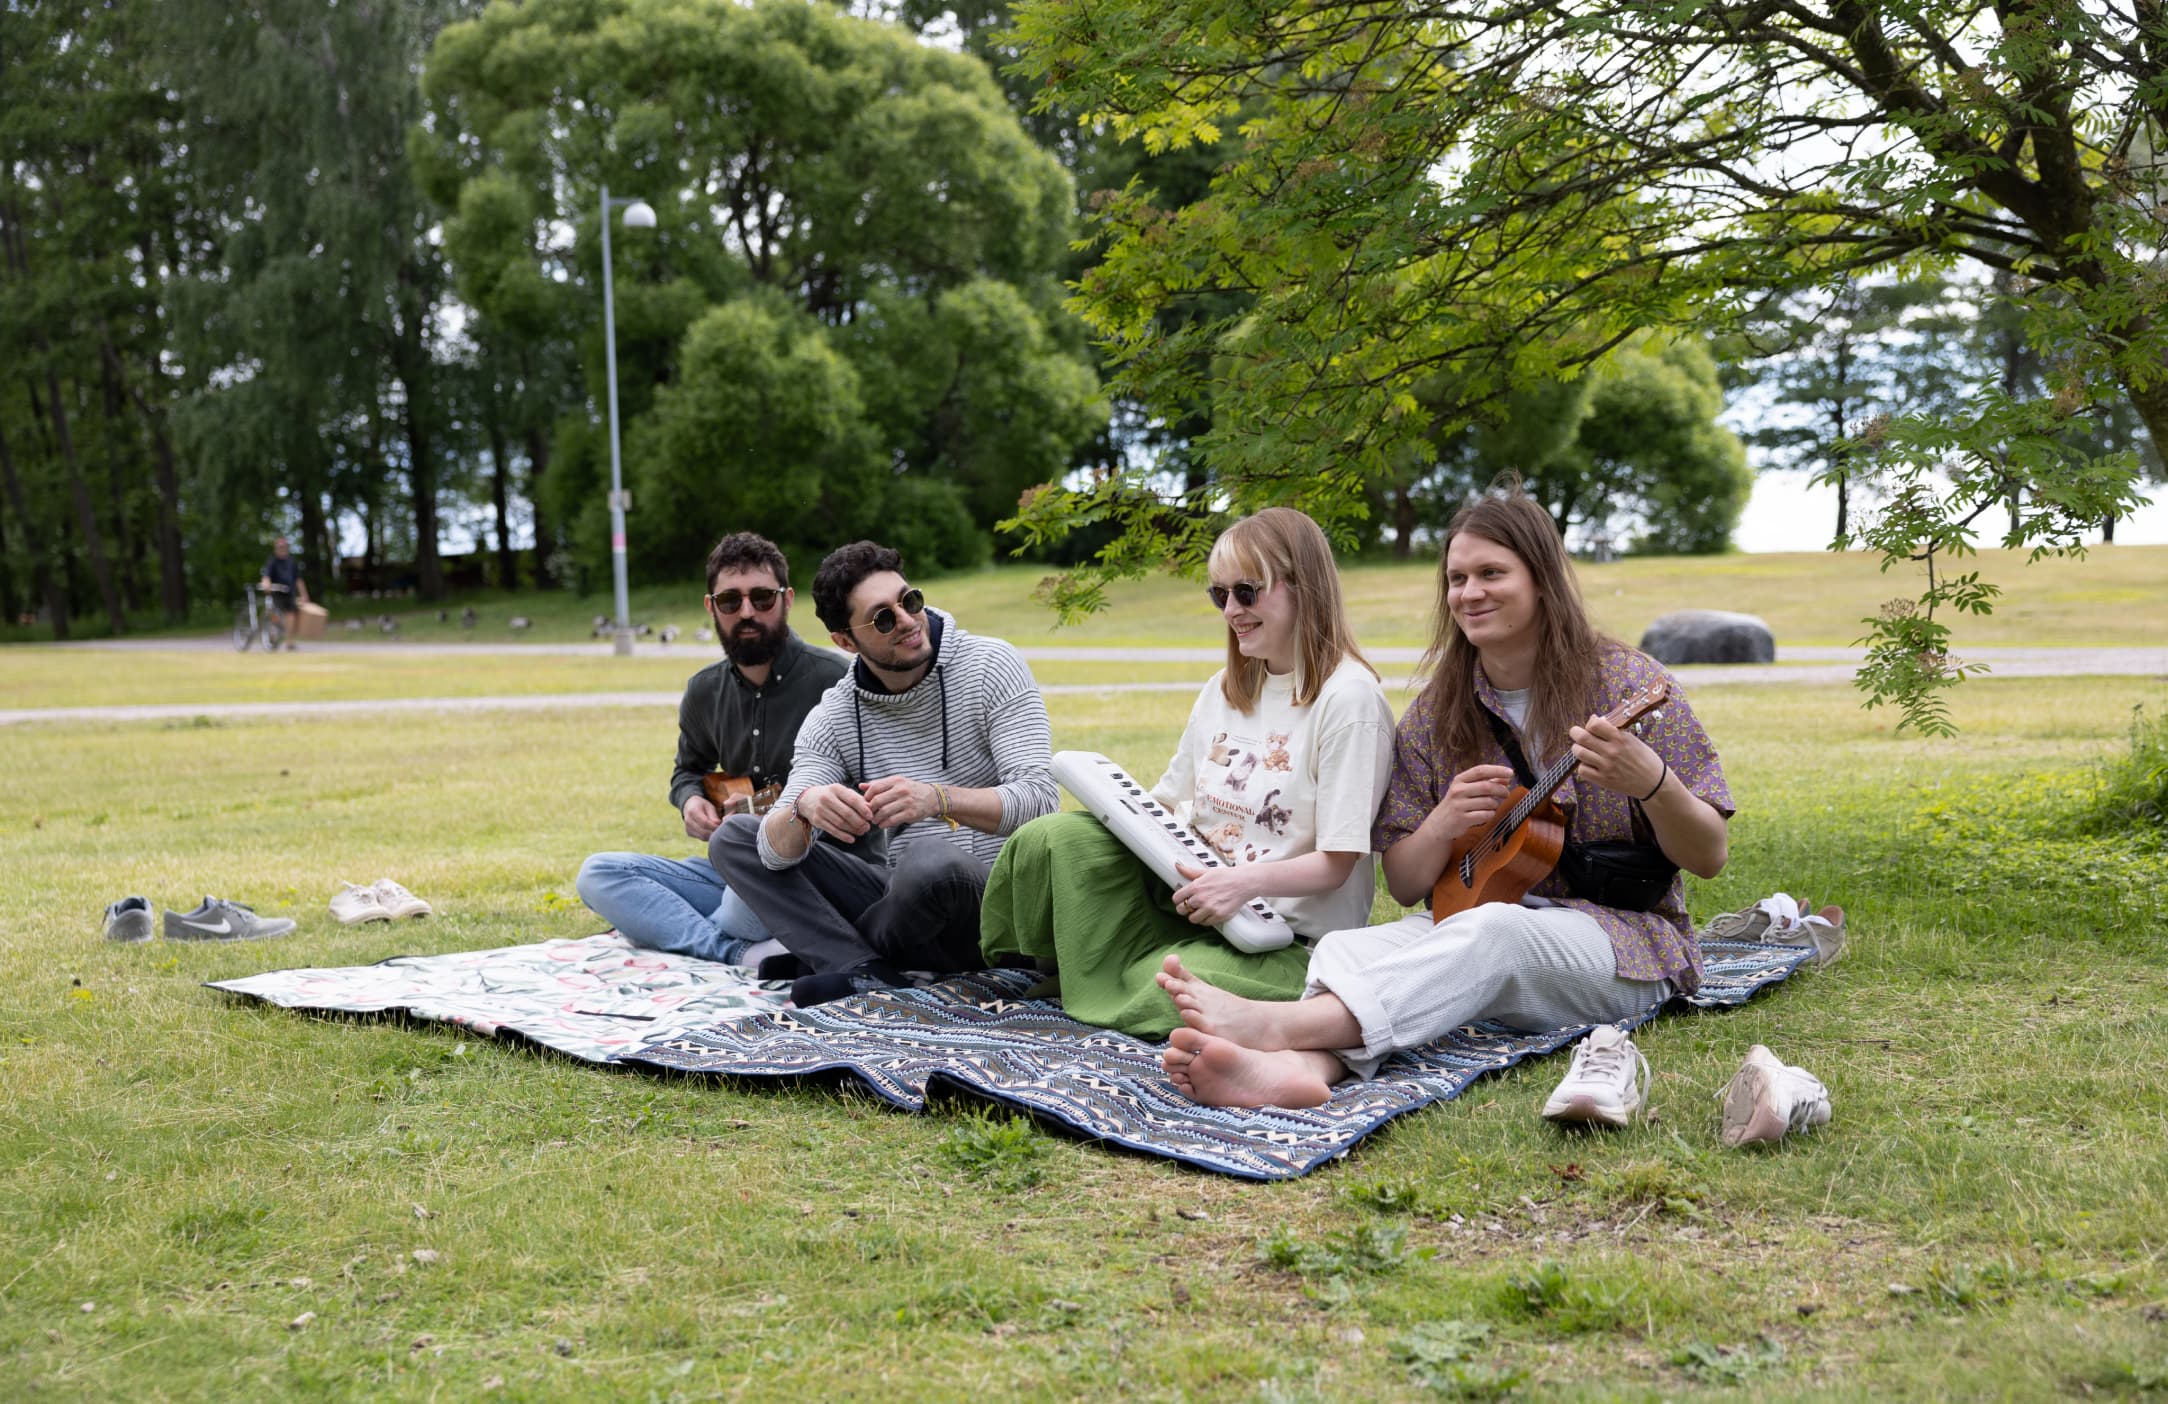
[1639,760,1669,804]
[936,785,959,831]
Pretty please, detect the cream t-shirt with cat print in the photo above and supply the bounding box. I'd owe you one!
[1150,654,1396,938]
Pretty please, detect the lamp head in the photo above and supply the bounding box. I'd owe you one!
[621,200,657,230]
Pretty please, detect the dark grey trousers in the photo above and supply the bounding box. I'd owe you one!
[707,813,991,975]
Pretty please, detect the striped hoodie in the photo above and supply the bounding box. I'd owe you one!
[757,608,1057,872]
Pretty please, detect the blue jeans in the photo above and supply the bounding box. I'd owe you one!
[574,851,770,964]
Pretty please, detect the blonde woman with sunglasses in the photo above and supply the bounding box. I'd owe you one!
[980,507,1395,1036]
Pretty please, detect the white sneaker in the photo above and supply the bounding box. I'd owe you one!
[330,882,391,925]
[1719,1045,1831,1148]
[370,878,433,920]
[1540,1025,1650,1128]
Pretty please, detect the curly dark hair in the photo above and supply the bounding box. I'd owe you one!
[703,532,790,594]
[811,541,904,634]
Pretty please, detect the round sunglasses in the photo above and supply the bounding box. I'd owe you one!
[1206,580,1267,610]
[706,587,782,615]
[851,586,926,636]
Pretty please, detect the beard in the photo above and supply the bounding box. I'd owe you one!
[722,612,786,667]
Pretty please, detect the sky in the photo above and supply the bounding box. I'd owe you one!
[1730,472,2168,553]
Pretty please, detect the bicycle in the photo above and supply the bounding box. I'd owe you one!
[232,585,291,653]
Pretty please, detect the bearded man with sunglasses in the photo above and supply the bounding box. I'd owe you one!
[708,540,1058,1006]
[576,532,867,968]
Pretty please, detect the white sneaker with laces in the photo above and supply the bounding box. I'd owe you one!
[330,882,391,925]
[370,878,433,920]
[1719,1045,1831,1148]
[1540,1024,1650,1128]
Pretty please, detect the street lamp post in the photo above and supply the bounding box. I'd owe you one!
[599,184,657,657]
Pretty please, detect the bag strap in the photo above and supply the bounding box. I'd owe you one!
[1484,704,1661,846]
[1482,708,1539,789]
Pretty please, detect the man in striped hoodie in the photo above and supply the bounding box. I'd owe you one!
[708,541,1058,1005]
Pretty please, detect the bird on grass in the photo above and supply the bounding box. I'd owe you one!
[658,625,680,645]
[508,616,532,631]
[344,618,364,633]
[379,616,400,635]
[460,607,477,629]
[694,626,713,643]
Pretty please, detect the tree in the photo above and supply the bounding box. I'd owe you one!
[416,0,1103,581]
[1734,275,1974,544]
[1003,0,2163,730]
[166,0,473,601]
[1404,338,1750,557]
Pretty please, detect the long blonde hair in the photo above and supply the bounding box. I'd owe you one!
[1420,482,1609,766]
[1209,507,1374,712]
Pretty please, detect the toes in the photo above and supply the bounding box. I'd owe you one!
[1168,1025,1210,1055]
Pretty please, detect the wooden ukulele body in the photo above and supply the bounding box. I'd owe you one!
[701,772,782,817]
[1422,678,1670,923]
[1430,789,1570,919]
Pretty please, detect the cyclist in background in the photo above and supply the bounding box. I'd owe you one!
[257,536,308,652]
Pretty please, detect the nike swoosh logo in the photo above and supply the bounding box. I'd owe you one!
[185,918,234,935]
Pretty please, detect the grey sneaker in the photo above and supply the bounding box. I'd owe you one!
[164,897,297,942]
[103,896,156,944]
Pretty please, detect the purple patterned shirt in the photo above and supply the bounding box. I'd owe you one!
[1372,642,1732,990]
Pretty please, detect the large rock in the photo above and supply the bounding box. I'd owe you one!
[1639,610,1775,665]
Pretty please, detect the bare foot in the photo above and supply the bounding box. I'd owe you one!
[1155,953,1299,1049]
[1161,1027,1336,1109]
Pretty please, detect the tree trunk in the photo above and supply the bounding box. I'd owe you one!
[407,407,442,600]
[300,489,331,603]
[0,504,16,627]
[2102,512,2117,543]
[1391,481,1416,558]
[0,420,67,638]
[392,327,443,600]
[43,367,128,634]
[100,336,189,622]
[1835,473,1849,544]
[525,424,552,587]
[487,397,516,589]
[99,355,145,617]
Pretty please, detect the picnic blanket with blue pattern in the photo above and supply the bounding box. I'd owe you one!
[623,939,1815,1180]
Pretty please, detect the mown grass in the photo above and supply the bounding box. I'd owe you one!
[0,649,1223,712]
[3,663,2166,1400]
[23,541,2165,651]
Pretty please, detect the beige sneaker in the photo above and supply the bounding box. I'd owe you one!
[1540,1025,1650,1128]
[1719,1046,1831,1148]
[330,882,391,925]
[370,878,433,920]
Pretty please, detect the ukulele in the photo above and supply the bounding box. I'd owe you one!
[1429,681,1670,920]
[701,772,783,817]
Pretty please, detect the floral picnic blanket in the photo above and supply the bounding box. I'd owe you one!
[208,933,791,1063]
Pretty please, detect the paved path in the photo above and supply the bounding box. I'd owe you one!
[4,646,2161,727]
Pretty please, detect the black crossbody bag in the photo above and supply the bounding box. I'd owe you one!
[1485,711,1679,912]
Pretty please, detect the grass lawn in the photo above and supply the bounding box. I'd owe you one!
[0,650,1221,713]
[24,541,2166,652]
[3,656,2165,1400]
